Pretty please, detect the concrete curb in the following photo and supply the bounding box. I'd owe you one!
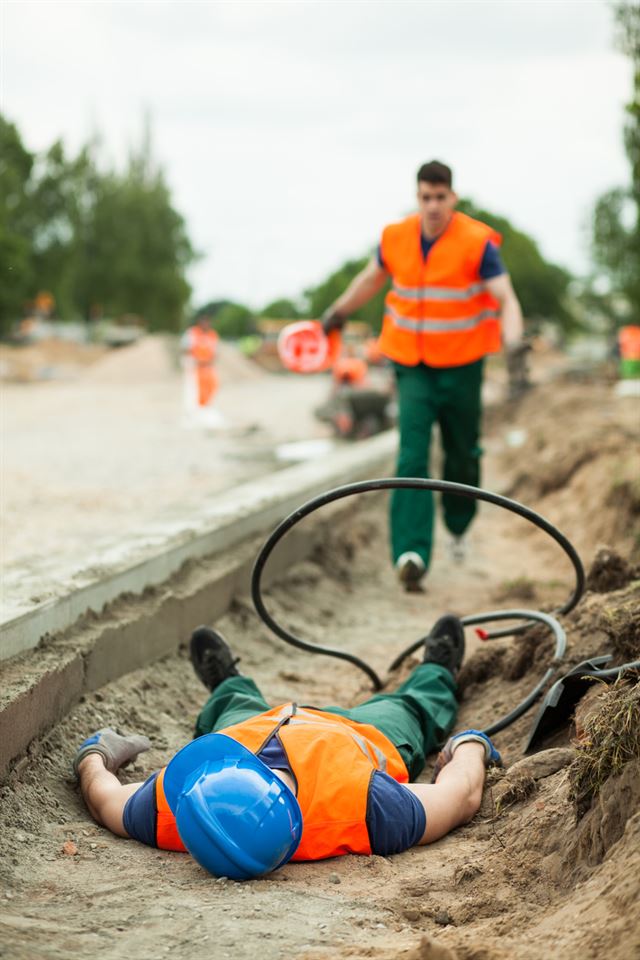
[1,431,396,662]
[0,431,395,781]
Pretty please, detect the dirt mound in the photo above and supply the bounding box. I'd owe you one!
[83,334,176,383]
[586,546,638,592]
[500,380,640,563]
[0,339,107,382]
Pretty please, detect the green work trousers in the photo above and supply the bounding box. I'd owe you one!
[194,663,458,781]
[391,358,484,571]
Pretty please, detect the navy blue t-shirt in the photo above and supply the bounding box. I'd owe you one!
[123,734,426,858]
[377,236,505,280]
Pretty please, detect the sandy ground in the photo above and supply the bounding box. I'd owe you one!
[1,347,639,959]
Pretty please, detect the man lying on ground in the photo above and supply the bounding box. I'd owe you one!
[74,616,500,880]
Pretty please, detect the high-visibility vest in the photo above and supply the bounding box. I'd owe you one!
[619,325,640,361]
[378,211,503,368]
[155,703,408,860]
[186,326,218,365]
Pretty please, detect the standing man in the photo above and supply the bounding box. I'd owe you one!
[322,161,525,591]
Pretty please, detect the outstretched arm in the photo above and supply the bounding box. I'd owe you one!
[73,728,151,838]
[406,741,488,843]
[323,257,389,328]
[77,754,142,837]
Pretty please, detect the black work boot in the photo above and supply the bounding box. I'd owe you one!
[189,626,241,691]
[422,614,465,676]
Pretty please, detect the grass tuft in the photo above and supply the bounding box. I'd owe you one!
[569,675,640,819]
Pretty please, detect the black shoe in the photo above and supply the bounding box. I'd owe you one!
[422,614,465,675]
[189,626,241,691]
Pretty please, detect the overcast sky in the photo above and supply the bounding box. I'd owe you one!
[2,0,632,310]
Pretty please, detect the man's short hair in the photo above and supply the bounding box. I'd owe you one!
[417,161,453,189]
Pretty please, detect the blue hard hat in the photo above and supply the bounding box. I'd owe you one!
[163,733,303,881]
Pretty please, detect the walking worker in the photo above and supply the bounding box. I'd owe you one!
[74,619,500,881]
[181,314,219,409]
[322,161,526,591]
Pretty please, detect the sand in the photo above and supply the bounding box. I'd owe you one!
[1,347,639,960]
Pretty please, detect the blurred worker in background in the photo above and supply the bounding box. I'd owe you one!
[181,314,219,415]
[74,620,500,881]
[332,352,369,388]
[322,161,526,591]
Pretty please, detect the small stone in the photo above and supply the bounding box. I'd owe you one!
[62,840,78,856]
[15,832,27,843]
[328,873,341,884]
[434,910,453,926]
[4,891,14,900]
[90,843,97,850]
[404,908,420,922]
[215,876,228,884]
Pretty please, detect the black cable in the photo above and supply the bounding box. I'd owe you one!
[251,477,585,730]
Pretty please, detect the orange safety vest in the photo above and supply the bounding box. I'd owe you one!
[378,211,503,368]
[187,326,218,365]
[619,325,640,361]
[155,703,409,860]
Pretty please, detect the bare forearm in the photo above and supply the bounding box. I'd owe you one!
[407,742,486,843]
[485,273,524,348]
[78,754,141,837]
[500,292,524,347]
[331,259,388,318]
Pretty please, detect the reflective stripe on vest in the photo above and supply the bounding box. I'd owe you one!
[377,211,503,368]
[384,303,501,333]
[391,281,487,301]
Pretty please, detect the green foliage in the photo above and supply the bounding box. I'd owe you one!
[0,114,196,334]
[591,2,640,321]
[304,257,389,332]
[212,302,255,338]
[192,299,256,337]
[259,298,302,320]
[456,199,575,330]
[0,116,35,321]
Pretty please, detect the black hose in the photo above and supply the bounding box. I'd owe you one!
[251,477,585,731]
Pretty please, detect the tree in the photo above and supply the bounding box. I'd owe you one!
[0,113,196,334]
[30,139,98,321]
[457,199,575,331]
[259,298,302,320]
[0,116,35,327]
[591,2,640,321]
[212,302,255,338]
[74,132,196,331]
